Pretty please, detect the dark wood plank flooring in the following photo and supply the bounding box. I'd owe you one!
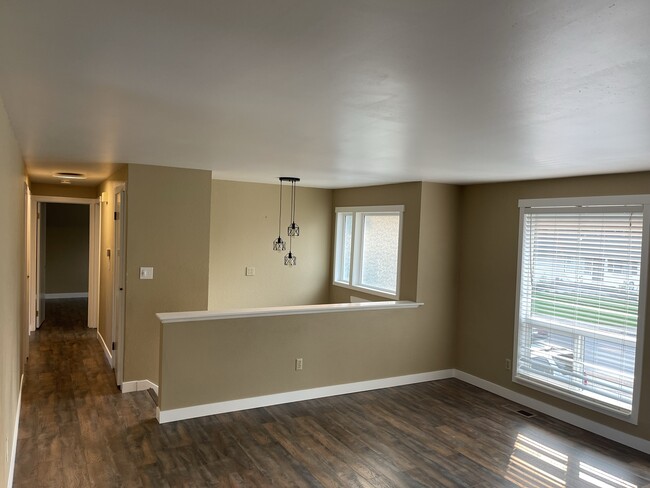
[14,299,650,487]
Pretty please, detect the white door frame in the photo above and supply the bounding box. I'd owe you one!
[24,183,31,359]
[112,184,127,386]
[28,195,101,332]
[36,202,47,328]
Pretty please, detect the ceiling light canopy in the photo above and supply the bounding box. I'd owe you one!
[53,172,87,180]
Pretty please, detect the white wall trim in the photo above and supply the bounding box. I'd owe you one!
[454,370,650,455]
[157,300,422,324]
[122,380,159,396]
[335,205,405,213]
[96,330,113,367]
[44,292,88,299]
[157,370,453,424]
[7,374,24,488]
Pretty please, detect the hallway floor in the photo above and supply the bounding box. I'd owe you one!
[13,298,154,487]
[13,299,650,487]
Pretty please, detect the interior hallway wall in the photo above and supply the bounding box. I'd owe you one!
[0,95,26,487]
[44,203,89,295]
[124,164,211,385]
[30,183,98,199]
[97,168,127,365]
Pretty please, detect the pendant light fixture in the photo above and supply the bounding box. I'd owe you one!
[273,177,300,266]
[288,178,300,237]
[272,178,286,252]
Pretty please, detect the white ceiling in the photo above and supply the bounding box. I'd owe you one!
[1,0,650,188]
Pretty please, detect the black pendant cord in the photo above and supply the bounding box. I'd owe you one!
[289,181,293,255]
[291,179,296,226]
[277,179,283,239]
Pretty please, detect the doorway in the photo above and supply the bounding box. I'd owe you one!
[41,203,90,324]
[28,196,100,332]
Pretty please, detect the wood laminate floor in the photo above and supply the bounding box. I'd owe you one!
[13,299,650,487]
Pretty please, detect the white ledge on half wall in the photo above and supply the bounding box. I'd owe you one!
[156,300,423,324]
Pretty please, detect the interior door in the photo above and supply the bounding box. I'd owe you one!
[36,202,47,328]
[112,186,126,386]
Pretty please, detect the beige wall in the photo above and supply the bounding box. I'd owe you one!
[330,182,422,303]
[30,182,98,199]
[44,203,89,294]
[327,181,459,372]
[0,97,26,487]
[97,168,127,355]
[416,182,460,368]
[124,164,211,384]
[457,171,650,442]
[208,180,332,309]
[160,307,428,411]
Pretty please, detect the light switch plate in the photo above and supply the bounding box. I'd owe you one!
[245,266,255,276]
[140,267,154,280]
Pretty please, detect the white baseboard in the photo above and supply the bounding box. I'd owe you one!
[454,370,650,455]
[155,367,650,454]
[157,370,454,424]
[44,292,88,299]
[96,331,113,367]
[122,379,159,396]
[7,374,24,488]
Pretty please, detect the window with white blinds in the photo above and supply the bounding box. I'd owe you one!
[514,197,649,422]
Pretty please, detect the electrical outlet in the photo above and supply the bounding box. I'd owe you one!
[245,266,255,276]
[505,358,512,370]
[295,358,303,371]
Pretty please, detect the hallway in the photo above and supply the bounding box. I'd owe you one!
[13,299,155,487]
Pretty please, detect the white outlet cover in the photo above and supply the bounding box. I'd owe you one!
[245,266,255,276]
[140,267,154,279]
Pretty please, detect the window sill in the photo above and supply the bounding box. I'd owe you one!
[332,281,398,300]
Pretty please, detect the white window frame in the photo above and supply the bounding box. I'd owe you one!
[513,195,650,424]
[333,205,404,299]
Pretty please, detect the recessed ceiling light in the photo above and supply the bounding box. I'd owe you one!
[53,172,87,180]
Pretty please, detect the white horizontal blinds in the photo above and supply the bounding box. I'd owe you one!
[517,206,643,414]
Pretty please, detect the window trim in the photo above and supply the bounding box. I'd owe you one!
[333,205,404,299]
[512,195,650,424]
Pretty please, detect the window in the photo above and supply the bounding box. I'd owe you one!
[514,196,649,422]
[333,206,404,298]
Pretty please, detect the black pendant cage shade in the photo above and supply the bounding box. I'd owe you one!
[288,222,300,237]
[273,236,286,251]
[273,177,300,265]
[284,251,297,266]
